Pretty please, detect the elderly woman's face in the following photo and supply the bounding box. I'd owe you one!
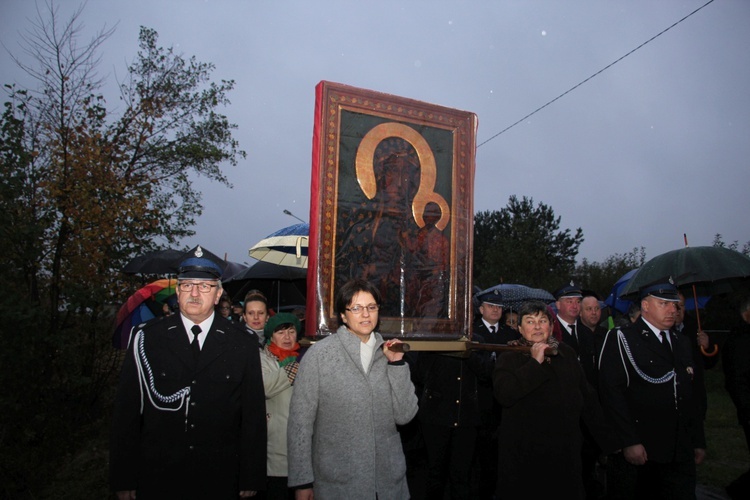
[271,326,297,350]
[518,311,552,343]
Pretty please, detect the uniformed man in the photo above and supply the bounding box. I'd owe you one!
[598,279,700,499]
[552,281,597,386]
[553,282,601,499]
[471,290,519,498]
[110,245,267,499]
[474,289,520,345]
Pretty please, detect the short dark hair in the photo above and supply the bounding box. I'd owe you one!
[335,279,382,318]
[517,301,553,323]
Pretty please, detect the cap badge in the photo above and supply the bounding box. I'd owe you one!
[195,246,204,258]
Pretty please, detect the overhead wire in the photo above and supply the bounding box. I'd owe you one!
[476,0,716,149]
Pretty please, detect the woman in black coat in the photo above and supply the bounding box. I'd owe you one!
[493,301,615,499]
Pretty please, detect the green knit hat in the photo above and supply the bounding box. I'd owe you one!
[263,312,301,341]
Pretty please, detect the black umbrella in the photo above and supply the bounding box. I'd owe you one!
[222,261,307,310]
[619,243,750,357]
[619,246,750,299]
[122,249,183,274]
[124,248,248,279]
[221,261,250,280]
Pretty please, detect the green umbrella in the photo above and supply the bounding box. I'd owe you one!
[619,246,750,299]
[620,244,750,358]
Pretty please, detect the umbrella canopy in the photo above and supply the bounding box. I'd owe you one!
[122,249,183,274]
[607,268,709,314]
[124,248,248,279]
[222,261,307,310]
[113,278,177,349]
[221,260,250,280]
[619,246,750,299]
[605,269,639,314]
[249,223,309,268]
[475,283,555,311]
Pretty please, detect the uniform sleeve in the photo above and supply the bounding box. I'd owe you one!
[723,335,750,425]
[385,359,419,425]
[597,330,640,449]
[260,349,291,399]
[465,338,495,383]
[287,347,321,487]
[240,341,267,492]
[109,331,143,492]
[579,361,621,454]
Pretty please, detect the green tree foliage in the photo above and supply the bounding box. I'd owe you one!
[574,247,646,300]
[713,233,750,256]
[473,195,584,292]
[0,3,244,496]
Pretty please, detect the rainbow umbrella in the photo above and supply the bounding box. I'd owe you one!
[113,279,177,349]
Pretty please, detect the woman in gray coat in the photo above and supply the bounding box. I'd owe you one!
[287,279,418,500]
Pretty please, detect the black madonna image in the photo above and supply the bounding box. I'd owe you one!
[307,81,477,338]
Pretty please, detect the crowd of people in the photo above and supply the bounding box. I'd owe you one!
[109,246,750,499]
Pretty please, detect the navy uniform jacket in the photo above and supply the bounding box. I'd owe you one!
[473,321,520,427]
[598,317,700,463]
[474,320,520,345]
[412,332,494,428]
[110,314,267,499]
[555,317,598,389]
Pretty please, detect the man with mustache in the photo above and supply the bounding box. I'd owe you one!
[110,245,266,499]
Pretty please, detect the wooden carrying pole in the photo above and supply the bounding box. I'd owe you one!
[385,339,558,357]
[299,337,559,357]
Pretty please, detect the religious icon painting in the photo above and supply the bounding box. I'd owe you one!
[306,81,477,338]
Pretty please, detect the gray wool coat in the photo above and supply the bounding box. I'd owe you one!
[287,326,418,499]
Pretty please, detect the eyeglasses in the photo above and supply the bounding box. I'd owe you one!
[346,304,379,314]
[178,282,219,293]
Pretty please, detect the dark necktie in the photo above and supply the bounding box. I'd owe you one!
[659,330,671,350]
[565,323,580,358]
[569,323,577,342]
[191,325,202,361]
[490,325,496,334]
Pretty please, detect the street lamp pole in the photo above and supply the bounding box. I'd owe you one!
[283,209,306,223]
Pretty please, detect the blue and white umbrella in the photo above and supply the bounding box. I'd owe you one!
[249,223,309,269]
